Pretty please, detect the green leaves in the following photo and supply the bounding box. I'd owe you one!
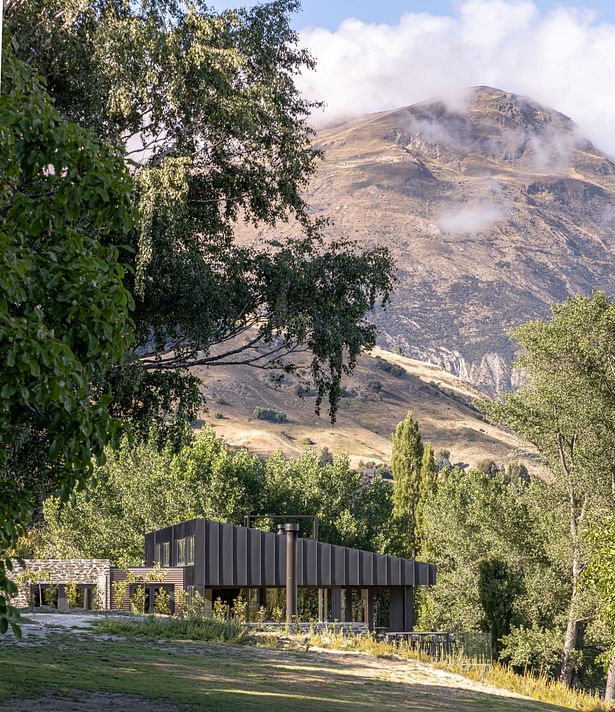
[0,46,135,634]
[8,0,394,423]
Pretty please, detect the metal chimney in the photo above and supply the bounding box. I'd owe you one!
[284,523,299,625]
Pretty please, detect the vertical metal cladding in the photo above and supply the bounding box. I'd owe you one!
[145,519,436,589]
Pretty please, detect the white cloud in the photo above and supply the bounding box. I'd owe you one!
[298,0,615,156]
[437,204,506,234]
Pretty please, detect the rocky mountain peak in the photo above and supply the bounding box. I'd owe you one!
[239,89,615,393]
[379,86,584,168]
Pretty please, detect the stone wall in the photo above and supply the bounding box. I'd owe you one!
[9,559,111,609]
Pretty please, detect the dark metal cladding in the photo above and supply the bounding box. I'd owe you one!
[145,518,436,589]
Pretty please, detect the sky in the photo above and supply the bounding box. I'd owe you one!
[208,1,615,28]
[208,1,615,155]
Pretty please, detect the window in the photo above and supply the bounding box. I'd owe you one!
[155,543,161,564]
[161,542,170,567]
[186,535,195,565]
[177,538,186,565]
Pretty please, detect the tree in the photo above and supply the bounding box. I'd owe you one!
[487,293,615,688]
[390,412,434,558]
[584,514,615,701]
[0,45,134,633]
[42,428,266,565]
[478,558,523,658]
[6,0,395,424]
[40,432,394,563]
[416,443,437,540]
[420,467,552,636]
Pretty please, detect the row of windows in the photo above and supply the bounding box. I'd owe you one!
[155,536,195,567]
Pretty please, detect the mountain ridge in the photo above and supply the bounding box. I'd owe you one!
[296,85,615,392]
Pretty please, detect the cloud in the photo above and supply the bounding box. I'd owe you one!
[437,204,505,234]
[298,0,615,156]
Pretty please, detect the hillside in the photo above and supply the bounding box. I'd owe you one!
[239,86,615,392]
[194,347,538,472]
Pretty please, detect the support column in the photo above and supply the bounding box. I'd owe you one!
[57,584,68,611]
[318,588,328,622]
[404,586,414,632]
[342,589,353,622]
[390,586,414,631]
[331,587,342,622]
[284,523,299,625]
[390,586,404,631]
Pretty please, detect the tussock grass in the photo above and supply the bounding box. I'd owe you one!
[308,632,612,712]
[92,615,250,644]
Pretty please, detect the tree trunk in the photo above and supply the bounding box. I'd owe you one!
[559,611,578,685]
[559,476,583,686]
[605,649,615,703]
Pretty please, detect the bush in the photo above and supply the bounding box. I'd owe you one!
[231,595,247,623]
[91,616,249,643]
[213,597,230,622]
[43,586,58,608]
[66,580,78,608]
[253,407,288,423]
[374,357,405,378]
[366,380,383,394]
[130,585,146,615]
[500,625,564,677]
[112,580,129,610]
[154,588,170,615]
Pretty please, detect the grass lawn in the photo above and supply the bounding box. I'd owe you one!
[0,632,581,712]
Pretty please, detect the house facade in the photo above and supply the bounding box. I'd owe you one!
[12,517,437,631]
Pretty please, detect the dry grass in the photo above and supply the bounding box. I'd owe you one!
[307,631,612,712]
[197,345,540,472]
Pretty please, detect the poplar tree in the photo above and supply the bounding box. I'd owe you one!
[391,412,424,558]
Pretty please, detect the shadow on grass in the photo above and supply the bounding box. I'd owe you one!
[0,636,590,712]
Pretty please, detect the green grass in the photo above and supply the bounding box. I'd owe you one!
[0,632,597,712]
[91,615,249,643]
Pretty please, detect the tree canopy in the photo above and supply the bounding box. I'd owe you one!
[39,429,394,565]
[0,44,135,633]
[7,0,395,424]
[486,292,615,690]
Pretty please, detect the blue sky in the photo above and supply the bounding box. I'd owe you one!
[209,1,615,29]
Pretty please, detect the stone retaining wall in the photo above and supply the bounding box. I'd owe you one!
[9,559,111,609]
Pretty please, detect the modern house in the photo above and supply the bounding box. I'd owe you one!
[144,518,436,631]
[12,517,436,631]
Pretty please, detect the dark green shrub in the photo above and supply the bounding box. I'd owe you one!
[374,357,405,378]
[253,407,288,423]
[367,380,383,394]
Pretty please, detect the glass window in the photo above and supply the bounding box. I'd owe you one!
[155,543,161,564]
[177,538,186,565]
[186,535,195,565]
[162,542,170,567]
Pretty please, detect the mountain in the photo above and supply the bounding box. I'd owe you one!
[196,347,539,473]
[243,86,615,392]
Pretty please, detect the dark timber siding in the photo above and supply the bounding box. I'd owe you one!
[145,519,436,589]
